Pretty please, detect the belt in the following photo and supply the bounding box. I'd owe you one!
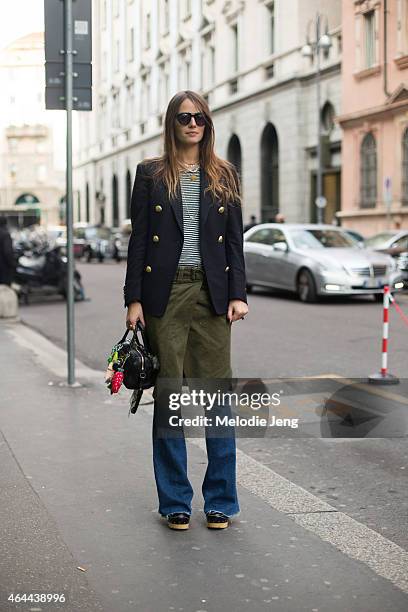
[174,265,206,283]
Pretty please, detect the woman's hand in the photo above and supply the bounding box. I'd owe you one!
[126,301,145,330]
[227,299,249,323]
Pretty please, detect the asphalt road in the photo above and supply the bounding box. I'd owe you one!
[18,261,408,551]
[18,260,408,378]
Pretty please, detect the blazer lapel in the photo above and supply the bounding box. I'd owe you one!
[199,166,213,230]
[168,166,213,236]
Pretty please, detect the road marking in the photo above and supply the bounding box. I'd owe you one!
[5,323,408,594]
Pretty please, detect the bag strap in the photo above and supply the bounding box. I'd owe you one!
[128,388,144,417]
[130,321,153,353]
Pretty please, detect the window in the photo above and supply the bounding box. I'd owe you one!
[145,13,151,49]
[321,102,335,134]
[402,128,408,204]
[360,133,377,208]
[114,40,120,72]
[364,11,376,68]
[126,82,135,127]
[231,23,239,73]
[397,0,408,57]
[202,33,215,89]
[128,27,134,62]
[158,62,170,110]
[112,92,120,128]
[141,73,151,123]
[267,1,275,55]
[180,0,191,19]
[178,48,192,89]
[394,235,408,249]
[162,0,170,33]
[246,228,288,246]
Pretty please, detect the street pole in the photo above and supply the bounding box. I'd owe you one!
[64,0,75,385]
[315,13,323,225]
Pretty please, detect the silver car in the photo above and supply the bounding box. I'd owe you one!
[243,224,404,302]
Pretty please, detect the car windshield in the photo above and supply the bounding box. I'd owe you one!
[290,229,355,249]
[364,232,396,248]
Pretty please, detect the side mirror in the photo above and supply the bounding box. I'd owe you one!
[273,241,288,252]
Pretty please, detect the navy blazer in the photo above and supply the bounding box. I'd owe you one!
[123,160,247,317]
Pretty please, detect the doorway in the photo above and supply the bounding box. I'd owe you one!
[310,170,341,223]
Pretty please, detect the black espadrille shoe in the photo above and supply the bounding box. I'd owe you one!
[166,512,190,530]
[206,511,229,529]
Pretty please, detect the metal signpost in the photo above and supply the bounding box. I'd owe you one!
[44,0,92,385]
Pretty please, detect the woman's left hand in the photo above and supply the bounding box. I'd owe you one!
[227,299,249,323]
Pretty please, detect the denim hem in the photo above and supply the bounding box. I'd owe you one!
[205,509,241,519]
[159,510,192,518]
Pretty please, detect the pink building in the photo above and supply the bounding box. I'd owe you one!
[338,0,408,235]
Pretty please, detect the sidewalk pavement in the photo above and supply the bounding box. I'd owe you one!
[1,318,408,612]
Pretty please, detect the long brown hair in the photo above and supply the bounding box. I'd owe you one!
[141,90,242,207]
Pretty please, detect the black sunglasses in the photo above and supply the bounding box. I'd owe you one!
[176,112,207,127]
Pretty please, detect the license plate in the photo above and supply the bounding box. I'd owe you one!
[363,278,380,288]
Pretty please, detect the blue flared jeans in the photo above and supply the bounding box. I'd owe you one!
[144,265,240,518]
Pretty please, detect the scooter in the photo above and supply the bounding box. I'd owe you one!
[13,244,85,305]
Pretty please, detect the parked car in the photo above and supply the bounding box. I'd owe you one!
[243,223,404,303]
[46,225,84,258]
[343,229,365,244]
[396,252,408,288]
[364,230,408,256]
[73,224,115,262]
[113,218,132,261]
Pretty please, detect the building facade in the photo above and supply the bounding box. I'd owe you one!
[0,32,66,228]
[74,0,342,229]
[338,0,408,234]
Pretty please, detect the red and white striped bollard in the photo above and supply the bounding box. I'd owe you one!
[369,285,399,385]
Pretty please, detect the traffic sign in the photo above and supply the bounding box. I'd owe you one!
[315,196,327,209]
[45,62,92,88]
[45,87,92,111]
[44,0,92,63]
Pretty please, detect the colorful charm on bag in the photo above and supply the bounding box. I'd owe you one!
[105,337,132,394]
[110,370,124,393]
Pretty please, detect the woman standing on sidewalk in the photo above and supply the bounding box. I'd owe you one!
[124,90,248,531]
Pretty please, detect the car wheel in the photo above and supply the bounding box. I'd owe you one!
[297,269,317,303]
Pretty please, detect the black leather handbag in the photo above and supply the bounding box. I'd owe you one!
[106,322,160,415]
[124,322,160,415]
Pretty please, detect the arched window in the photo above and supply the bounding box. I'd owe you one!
[321,101,335,134]
[260,123,279,221]
[402,128,408,205]
[227,134,242,182]
[360,133,377,208]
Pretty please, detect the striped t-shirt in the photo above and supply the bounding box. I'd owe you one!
[178,167,202,267]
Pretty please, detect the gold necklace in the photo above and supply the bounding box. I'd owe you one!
[180,163,200,182]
